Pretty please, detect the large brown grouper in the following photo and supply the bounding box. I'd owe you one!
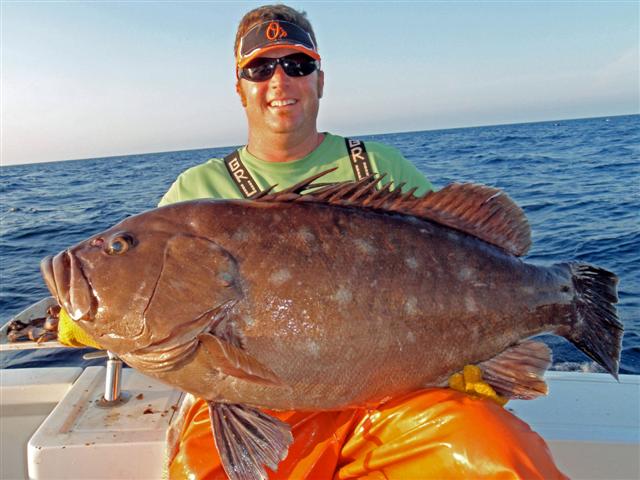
[41,172,623,480]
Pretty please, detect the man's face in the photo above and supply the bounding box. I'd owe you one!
[237,47,324,137]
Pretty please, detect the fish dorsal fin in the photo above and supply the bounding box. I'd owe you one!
[254,169,531,256]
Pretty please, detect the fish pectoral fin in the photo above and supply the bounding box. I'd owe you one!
[479,340,551,400]
[145,234,241,344]
[208,402,293,480]
[198,333,283,386]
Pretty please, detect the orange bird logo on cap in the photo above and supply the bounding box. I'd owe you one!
[266,21,288,41]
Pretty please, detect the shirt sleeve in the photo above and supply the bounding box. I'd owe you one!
[157,160,234,207]
[158,179,182,207]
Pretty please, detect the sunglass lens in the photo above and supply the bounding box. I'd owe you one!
[281,54,318,77]
[241,59,276,82]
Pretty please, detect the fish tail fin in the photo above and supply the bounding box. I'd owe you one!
[558,262,623,379]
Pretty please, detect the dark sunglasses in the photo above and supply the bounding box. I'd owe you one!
[238,53,319,82]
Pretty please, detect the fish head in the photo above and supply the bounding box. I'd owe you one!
[40,209,177,352]
[40,203,242,357]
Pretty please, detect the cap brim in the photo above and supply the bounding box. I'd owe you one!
[237,45,320,68]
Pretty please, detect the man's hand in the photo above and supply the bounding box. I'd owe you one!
[449,365,508,406]
[57,307,103,349]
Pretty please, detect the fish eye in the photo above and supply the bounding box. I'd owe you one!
[106,234,134,256]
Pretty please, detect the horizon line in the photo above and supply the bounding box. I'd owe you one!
[2,112,638,168]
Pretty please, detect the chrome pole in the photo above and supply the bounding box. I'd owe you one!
[104,351,123,402]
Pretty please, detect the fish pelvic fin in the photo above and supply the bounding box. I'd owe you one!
[479,340,551,400]
[559,262,623,379]
[209,402,293,480]
[197,333,283,386]
[254,170,531,256]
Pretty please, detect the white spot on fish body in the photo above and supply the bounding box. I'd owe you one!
[405,257,419,270]
[406,331,416,343]
[231,229,249,242]
[307,340,320,357]
[458,268,473,281]
[270,269,292,286]
[297,227,316,243]
[464,297,478,313]
[332,287,353,304]
[354,239,375,255]
[404,296,419,316]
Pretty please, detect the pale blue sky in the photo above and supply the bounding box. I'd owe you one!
[1,1,638,165]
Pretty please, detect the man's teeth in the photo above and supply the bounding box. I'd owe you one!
[269,99,297,107]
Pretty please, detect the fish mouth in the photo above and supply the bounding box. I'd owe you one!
[41,251,95,321]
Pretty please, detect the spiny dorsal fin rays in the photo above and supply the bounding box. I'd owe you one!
[390,186,418,210]
[347,177,383,203]
[249,168,341,201]
[315,174,385,205]
[252,169,531,256]
[279,167,340,195]
[328,178,377,203]
[250,185,276,200]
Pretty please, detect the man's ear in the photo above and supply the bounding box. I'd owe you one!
[236,81,247,107]
[317,70,324,99]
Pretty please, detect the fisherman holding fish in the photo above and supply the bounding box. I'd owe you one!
[51,4,624,479]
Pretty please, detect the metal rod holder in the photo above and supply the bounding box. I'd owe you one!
[96,351,129,407]
[104,351,122,402]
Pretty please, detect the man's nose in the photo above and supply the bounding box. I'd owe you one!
[269,64,289,86]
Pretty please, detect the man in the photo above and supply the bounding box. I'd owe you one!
[158,5,431,206]
[57,4,565,479]
[159,5,567,480]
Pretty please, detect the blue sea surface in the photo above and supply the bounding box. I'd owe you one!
[1,114,639,373]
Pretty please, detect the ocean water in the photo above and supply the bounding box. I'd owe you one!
[1,114,638,374]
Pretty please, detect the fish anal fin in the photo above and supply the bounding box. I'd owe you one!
[253,169,531,256]
[209,402,293,480]
[198,333,282,386]
[479,340,551,400]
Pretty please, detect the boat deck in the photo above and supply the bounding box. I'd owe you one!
[1,367,638,479]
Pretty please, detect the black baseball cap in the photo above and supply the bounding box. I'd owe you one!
[237,20,321,68]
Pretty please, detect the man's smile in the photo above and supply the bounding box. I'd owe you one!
[268,98,298,108]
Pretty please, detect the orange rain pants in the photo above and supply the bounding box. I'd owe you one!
[168,388,567,479]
